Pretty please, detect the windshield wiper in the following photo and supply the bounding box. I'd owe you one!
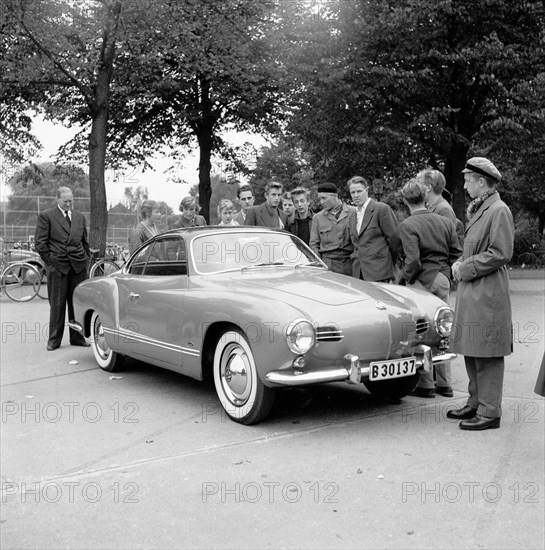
[295,261,324,268]
[241,262,289,271]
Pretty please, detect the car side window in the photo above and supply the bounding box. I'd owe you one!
[141,236,187,276]
[128,242,153,275]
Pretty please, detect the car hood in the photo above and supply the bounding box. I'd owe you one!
[229,269,385,306]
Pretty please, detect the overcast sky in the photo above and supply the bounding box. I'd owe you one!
[1,116,267,210]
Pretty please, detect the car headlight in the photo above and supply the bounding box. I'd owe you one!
[285,319,316,354]
[434,306,454,337]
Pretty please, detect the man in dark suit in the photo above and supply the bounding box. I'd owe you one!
[35,187,90,350]
[244,181,289,228]
[235,185,255,225]
[398,179,462,398]
[347,176,401,282]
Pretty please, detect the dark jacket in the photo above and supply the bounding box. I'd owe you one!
[399,209,462,286]
[34,207,90,274]
[287,209,314,245]
[349,199,401,281]
[244,203,289,228]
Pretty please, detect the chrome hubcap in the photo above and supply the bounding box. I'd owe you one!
[221,344,250,405]
[94,319,110,360]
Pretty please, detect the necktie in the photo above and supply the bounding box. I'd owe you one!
[65,211,71,226]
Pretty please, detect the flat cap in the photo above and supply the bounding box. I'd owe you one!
[316,182,338,194]
[462,157,502,181]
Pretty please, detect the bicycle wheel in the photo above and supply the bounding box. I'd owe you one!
[3,262,41,302]
[27,262,48,299]
[37,269,48,299]
[89,259,120,278]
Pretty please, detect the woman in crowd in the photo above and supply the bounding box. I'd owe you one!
[128,200,162,254]
[173,196,207,228]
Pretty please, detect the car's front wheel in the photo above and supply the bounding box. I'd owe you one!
[90,311,124,372]
[363,372,419,399]
[213,328,275,425]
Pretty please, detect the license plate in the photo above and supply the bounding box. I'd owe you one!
[369,357,417,381]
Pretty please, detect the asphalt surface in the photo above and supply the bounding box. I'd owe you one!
[1,277,544,549]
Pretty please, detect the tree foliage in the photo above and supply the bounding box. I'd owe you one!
[4,162,89,225]
[283,0,545,220]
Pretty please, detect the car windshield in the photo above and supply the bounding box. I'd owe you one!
[191,231,322,274]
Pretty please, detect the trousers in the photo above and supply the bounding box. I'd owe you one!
[47,265,87,347]
[465,355,505,418]
[410,271,451,389]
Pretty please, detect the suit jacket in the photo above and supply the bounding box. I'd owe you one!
[452,193,514,357]
[399,210,462,286]
[35,207,90,274]
[235,210,247,225]
[244,203,288,228]
[429,196,464,247]
[349,199,401,281]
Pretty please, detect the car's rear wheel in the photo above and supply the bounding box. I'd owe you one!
[90,311,124,372]
[363,372,420,399]
[213,328,275,425]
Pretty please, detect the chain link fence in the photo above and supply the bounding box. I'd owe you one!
[0,195,137,249]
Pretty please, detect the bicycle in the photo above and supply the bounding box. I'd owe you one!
[0,258,41,302]
[88,248,121,278]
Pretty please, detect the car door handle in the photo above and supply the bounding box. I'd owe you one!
[128,292,140,300]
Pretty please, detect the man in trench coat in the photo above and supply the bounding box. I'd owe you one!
[448,157,514,431]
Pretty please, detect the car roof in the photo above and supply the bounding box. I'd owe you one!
[160,226,290,238]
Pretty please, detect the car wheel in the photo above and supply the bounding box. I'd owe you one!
[90,311,124,372]
[363,372,420,399]
[213,328,275,425]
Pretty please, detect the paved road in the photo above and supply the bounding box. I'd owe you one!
[1,279,544,549]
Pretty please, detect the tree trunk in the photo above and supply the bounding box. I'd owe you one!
[88,111,109,254]
[87,1,122,254]
[444,141,469,223]
[197,131,213,223]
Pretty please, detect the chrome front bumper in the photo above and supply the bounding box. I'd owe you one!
[265,345,457,386]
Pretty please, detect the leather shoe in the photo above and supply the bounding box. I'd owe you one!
[71,341,90,347]
[410,387,435,398]
[47,344,60,351]
[435,386,454,397]
[446,405,477,419]
[459,415,500,431]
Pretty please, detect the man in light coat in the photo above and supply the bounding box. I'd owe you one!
[449,157,514,431]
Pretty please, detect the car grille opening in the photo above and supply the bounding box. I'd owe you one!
[415,319,429,334]
[316,326,344,342]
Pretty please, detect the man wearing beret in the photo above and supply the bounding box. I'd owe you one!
[448,157,515,430]
[309,182,355,275]
[347,176,401,282]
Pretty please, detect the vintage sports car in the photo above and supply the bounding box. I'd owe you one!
[70,226,456,424]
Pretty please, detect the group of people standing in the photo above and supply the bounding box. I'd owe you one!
[35,156,529,432]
